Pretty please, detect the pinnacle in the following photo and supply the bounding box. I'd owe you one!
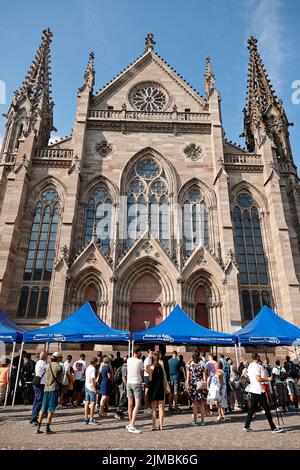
[145,32,155,52]
[247,36,258,50]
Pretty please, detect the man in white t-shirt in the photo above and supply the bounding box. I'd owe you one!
[143,349,153,415]
[126,346,144,434]
[244,353,283,433]
[30,351,47,425]
[73,354,86,405]
[60,355,72,406]
[84,357,98,425]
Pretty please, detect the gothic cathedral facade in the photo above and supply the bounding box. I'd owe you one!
[1,30,300,336]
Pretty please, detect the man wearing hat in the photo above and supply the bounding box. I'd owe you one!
[36,352,63,434]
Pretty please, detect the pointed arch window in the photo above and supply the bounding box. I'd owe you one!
[84,186,112,255]
[183,187,209,257]
[233,192,271,320]
[126,156,170,249]
[17,187,60,318]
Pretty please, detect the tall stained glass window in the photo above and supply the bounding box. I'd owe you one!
[233,192,271,320]
[17,188,60,318]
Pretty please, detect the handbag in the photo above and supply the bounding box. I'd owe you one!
[196,380,207,391]
[33,370,45,386]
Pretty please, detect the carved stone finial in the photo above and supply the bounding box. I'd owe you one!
[78,51,95,95]
[61,245,69,263]
[227,248,234,262]
[247,36,258,50]
[145,33,155,52]
[204,56,216,99]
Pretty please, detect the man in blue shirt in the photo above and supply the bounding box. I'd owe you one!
[168,351,182,412]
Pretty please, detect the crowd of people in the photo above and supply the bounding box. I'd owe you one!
[0,346,299,435]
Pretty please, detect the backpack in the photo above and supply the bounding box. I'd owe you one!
[114,365,123,386]
[278,367,286,382]
[285,361,299,379]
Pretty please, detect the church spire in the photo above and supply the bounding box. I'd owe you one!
[1,28,54,153]
[245,36,277,118]
[204,56,216,99]
[15,28,53,108]
[242,36,291,154]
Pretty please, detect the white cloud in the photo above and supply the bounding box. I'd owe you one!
[247,0,285,91]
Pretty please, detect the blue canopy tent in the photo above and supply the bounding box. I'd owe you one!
[133,304,235,345]
[23,302,130,344]
[234,305,300,346]
[13,303,130,407]
[0,310,25,406]
[0,309,25,343]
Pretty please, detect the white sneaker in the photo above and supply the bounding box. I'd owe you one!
[89,419,98,425]
[271,427,284,433]
[127,426,142,434]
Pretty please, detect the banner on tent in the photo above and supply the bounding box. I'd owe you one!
[142,334,175,342]
[29,333,130,342]
[248,337,281,344]
[0,335,15,341]
[82,334,130,339]
[140,333,235,344]
[190,337,235,343]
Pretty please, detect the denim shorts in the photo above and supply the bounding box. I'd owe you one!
[169,380,180,394]
[40,391,59,414]
[85,388,96,403]
[127,383,142,400]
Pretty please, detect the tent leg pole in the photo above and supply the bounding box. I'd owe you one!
[234,344,239,367]
[46,343,50,354]
[128,340,131,358]
[4,341,16,407]
[238,342,242,358]
[12,341,24,407]
[131,340,134,357]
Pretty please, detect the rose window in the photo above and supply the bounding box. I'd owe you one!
[129,82,169,112]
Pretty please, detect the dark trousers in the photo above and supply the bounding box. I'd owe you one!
[30,384,45,423]
[245,392,276,430]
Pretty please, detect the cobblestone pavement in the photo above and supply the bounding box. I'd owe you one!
[0,405,299,450]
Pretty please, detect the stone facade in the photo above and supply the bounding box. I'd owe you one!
[1,31,300,335]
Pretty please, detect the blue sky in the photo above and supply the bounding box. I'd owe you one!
[0,0,299,163]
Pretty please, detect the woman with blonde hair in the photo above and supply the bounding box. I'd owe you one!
[146,351,168,431]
